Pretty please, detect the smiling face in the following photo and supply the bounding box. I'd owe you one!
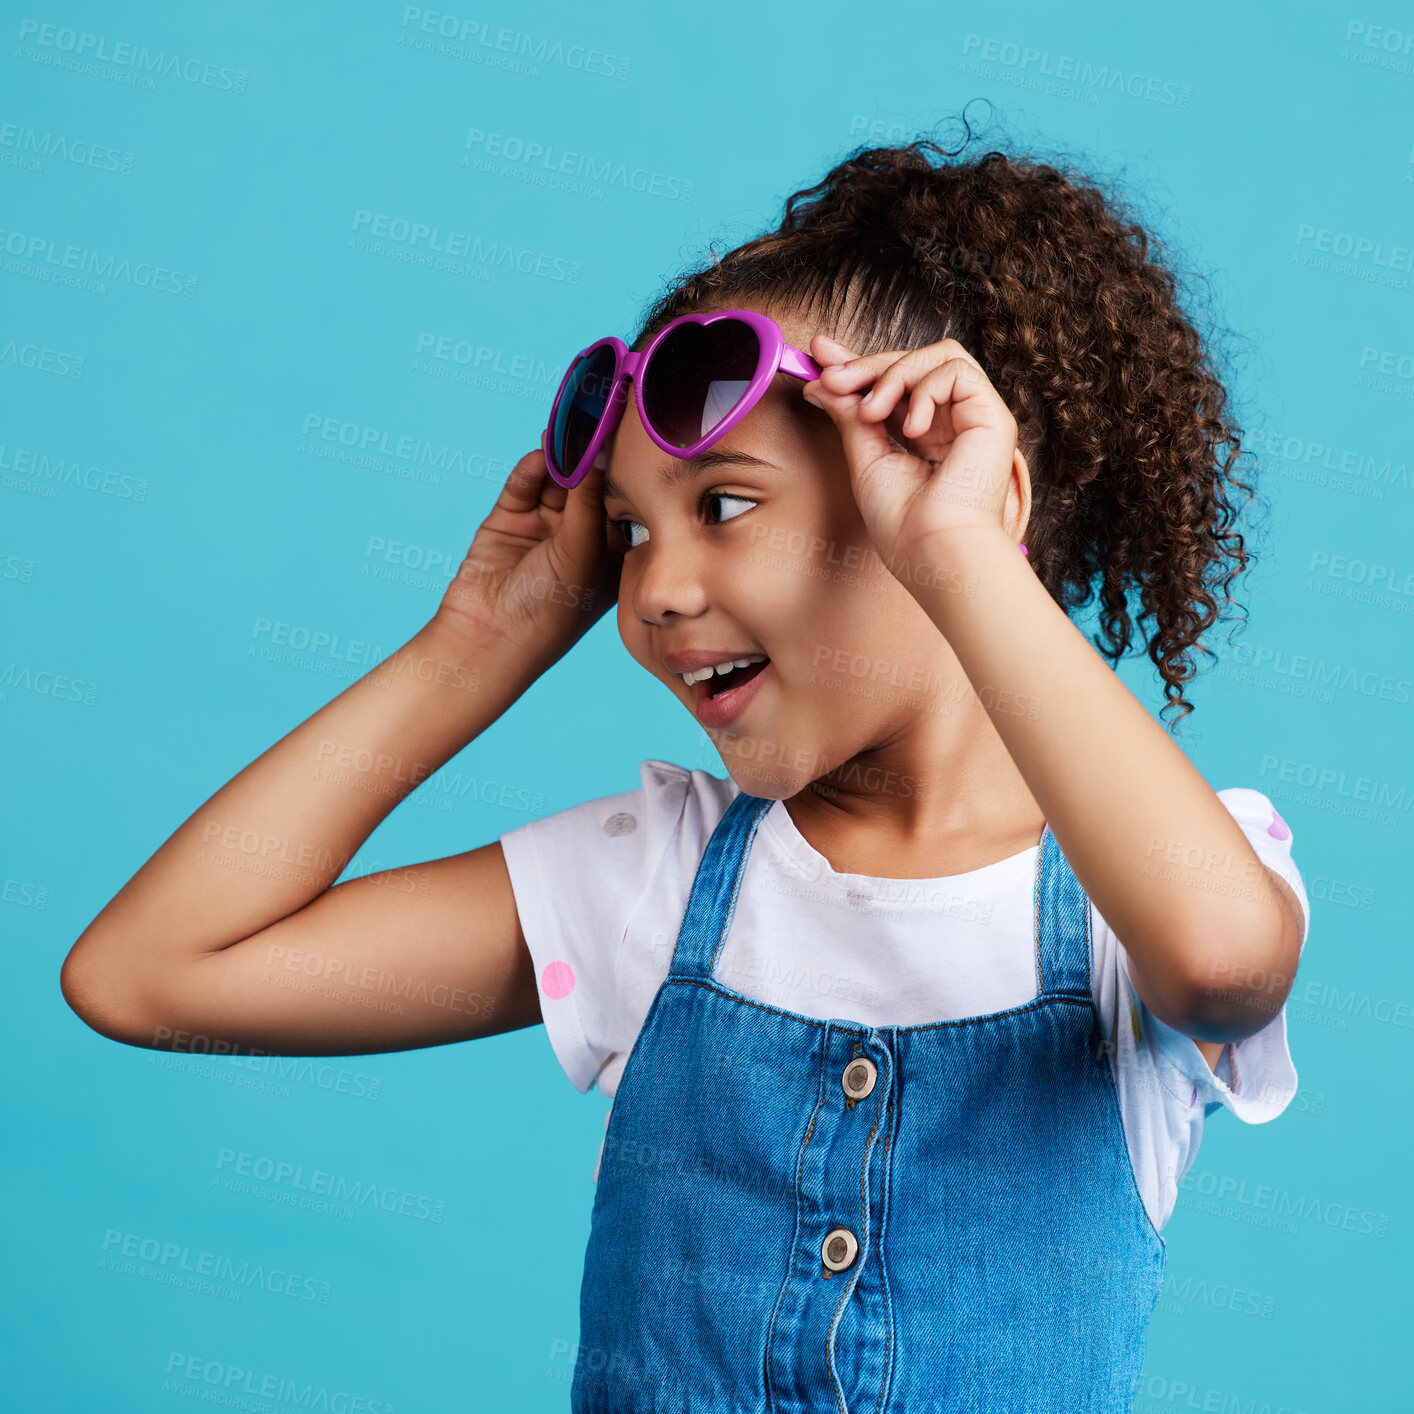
[599,303,978,803]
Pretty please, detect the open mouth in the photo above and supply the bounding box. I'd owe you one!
[702,658,770,699]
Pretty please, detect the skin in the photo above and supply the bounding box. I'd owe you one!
[601,304,1044,872]
[597,301,1305,1074]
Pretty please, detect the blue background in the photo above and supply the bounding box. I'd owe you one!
[4,1,1411,1409]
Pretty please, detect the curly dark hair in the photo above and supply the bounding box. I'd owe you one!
[628,112,1266,732]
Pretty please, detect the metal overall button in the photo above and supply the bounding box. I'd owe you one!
[821,1226,859,1273]
[841,1055,877,1101]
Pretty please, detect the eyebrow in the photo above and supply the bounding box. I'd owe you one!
[601,448,777,504]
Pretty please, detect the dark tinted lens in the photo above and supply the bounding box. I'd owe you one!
[641,318,762,449]
[551,346,618,477]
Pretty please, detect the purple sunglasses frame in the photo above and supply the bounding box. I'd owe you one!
[543,308,824,490]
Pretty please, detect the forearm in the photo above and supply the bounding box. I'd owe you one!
[72,614,539,965]
[910,525,1299,1036]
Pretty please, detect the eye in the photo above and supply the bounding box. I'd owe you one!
[704,491,758,526]
[607,516,648,550]
[606,491,758,551]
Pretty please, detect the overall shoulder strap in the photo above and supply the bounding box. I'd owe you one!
[667,789,774,983]
[1032,824,1093,999]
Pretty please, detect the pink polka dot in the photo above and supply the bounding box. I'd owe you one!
[1267,809,1291,841]
[541,960,576,1000]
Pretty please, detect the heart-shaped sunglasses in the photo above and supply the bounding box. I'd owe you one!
[543,309,824,490]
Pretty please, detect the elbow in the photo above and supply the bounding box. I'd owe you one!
[1178,922,1301,1044]
[60,941,161,1050]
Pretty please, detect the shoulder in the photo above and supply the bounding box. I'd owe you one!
[495,758,728,1095]
[497,757,736,882]
[657,756,741,833]
[617,756,739,821]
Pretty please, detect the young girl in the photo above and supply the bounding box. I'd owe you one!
[63,132,1310,1413]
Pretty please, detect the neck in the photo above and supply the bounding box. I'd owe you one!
[780,704,1045,879]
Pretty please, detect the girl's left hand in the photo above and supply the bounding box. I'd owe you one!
[803,332,1024,572]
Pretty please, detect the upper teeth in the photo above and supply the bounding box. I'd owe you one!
[681,654,767,686]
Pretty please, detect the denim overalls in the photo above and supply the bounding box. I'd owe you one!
[572,789,1165,1414]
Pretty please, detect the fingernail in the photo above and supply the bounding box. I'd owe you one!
[861,389,873,403]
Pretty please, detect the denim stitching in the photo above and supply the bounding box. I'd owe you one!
[763,1074,825,1408]
[859,1040,893,1414]
[825,1064,882,1414]
[1091,1006,1168,1251]
[1084,863,1095,993]
[709,795,772,980]
[665,977,1093,1033]
[872,1034,895,1414]
[1033,824,1047,995]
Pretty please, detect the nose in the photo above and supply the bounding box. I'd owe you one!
[629,536,711,627]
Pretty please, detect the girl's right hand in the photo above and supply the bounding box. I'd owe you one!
[433,434,623,666]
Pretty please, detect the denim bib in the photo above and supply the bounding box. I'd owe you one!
[572,789,1165,1413]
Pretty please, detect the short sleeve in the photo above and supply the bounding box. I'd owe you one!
[497,760,691,1094]
[1126,788,1311,1125]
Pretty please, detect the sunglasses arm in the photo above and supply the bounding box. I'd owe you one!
[780,345,824,381]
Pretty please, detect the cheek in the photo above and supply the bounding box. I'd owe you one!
[615,592,640,648]
[747,532,885,636]
[615,582,659,669]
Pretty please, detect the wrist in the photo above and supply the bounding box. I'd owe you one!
[912,521,1022,561]
[899,522,1030,626]
[413,612,547,705]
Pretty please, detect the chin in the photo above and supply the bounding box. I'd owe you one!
[718,754,806,802]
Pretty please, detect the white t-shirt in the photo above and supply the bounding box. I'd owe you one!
[499,759,1311,1233]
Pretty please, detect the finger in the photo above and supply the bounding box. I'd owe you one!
[498,437,561,514]
[805,379,897,476]
[866,343,1003,434]
[560,442,611,545]
[895,362,966,440]
[537,430,569,512]
[910,358,1013,439]
[819,350,938,416]
[898,361,988,440]
[839,350,922,427]
[817,349,896,391]
[812,332,923,393]
[823,337,986,400]
[811,333,858,365]
[901,385,938,440]
[815,337,944,388]
[858,345,955,418]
